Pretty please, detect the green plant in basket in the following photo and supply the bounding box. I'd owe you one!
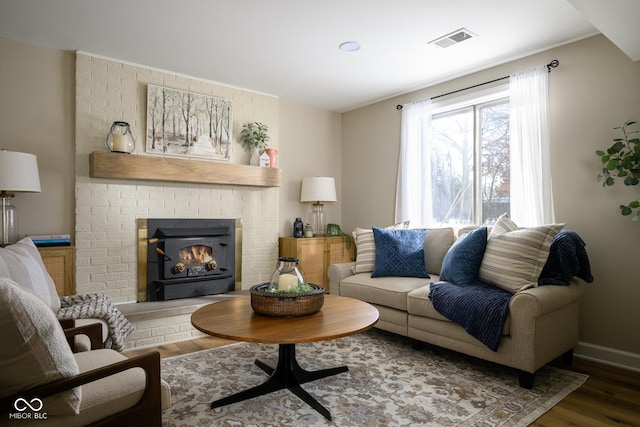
[271,282,314,293]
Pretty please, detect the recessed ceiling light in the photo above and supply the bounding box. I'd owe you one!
[339,41,361,52]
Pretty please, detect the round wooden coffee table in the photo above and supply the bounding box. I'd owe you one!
[191,294,379,420]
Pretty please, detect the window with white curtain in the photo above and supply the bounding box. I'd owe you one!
[396,65,553,228]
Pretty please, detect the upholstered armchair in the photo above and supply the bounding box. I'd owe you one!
[0,278,171,426]
[0,237,133,352]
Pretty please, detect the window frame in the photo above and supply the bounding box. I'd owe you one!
[430,84,510,225]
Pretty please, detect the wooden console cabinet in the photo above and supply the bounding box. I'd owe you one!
[38,246,75,296]
[278,236,354,293]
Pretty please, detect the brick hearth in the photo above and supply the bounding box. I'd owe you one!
[118,291,246,349]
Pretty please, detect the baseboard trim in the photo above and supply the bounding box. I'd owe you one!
[575,341,640,373]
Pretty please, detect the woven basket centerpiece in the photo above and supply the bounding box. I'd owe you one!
[250,283,325,317]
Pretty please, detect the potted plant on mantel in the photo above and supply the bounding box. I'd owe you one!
[240,122,270,166]
[596,120,640,221]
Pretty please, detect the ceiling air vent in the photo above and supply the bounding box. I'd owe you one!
[429,28,476,48]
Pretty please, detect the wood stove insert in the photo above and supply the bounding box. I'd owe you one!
[138,218,240,301]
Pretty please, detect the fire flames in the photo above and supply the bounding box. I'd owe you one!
[179,245,213,266]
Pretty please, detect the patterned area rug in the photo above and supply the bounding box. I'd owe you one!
[161,329,587,426]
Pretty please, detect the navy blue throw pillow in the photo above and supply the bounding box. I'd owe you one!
[371,227,429,278]
[440,227,487,285]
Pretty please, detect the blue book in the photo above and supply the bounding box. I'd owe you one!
[32,238,71,247]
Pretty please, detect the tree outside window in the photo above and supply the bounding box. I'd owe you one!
[430,98,510,225]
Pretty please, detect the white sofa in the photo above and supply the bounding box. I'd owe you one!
[328,223,590,388]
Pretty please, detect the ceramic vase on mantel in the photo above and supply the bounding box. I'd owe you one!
[264,148,278,167]
[249,148,260,166]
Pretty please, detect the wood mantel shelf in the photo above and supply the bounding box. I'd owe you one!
[89,151,281,187]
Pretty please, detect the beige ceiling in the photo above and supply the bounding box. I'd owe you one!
[0,0,637,112]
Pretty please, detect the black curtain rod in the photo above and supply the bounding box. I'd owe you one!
[396,59,559,110]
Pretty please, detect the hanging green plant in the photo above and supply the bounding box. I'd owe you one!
[596,120,640,221]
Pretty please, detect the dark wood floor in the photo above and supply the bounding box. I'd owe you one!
[126,337,640,426]
[533,357,640,426]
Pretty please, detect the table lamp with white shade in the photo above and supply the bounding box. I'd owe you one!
[300,176,337,236]
[0,150,42,244]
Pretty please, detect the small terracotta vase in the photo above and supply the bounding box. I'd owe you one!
[264,148,278,168]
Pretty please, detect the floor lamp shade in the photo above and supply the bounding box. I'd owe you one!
[0,150,42,244]
[300,177,337,236]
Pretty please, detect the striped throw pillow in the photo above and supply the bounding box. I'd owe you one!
[479,214,564,293]
[488,213,519,236]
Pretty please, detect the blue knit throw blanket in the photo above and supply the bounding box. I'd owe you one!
[429,230,593,351]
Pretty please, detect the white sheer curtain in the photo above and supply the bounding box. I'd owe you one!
[509,65,555,226]
[395,99,432,227]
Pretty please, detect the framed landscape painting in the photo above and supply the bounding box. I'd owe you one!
[146,85,232,161]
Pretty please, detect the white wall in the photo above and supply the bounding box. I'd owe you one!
[341,34,640,362]
[278,101,342,237]
[0,37,75,238]
[0,37,345,349]
[8,34,640,364]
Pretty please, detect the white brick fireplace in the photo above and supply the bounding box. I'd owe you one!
[74,53,280,348]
